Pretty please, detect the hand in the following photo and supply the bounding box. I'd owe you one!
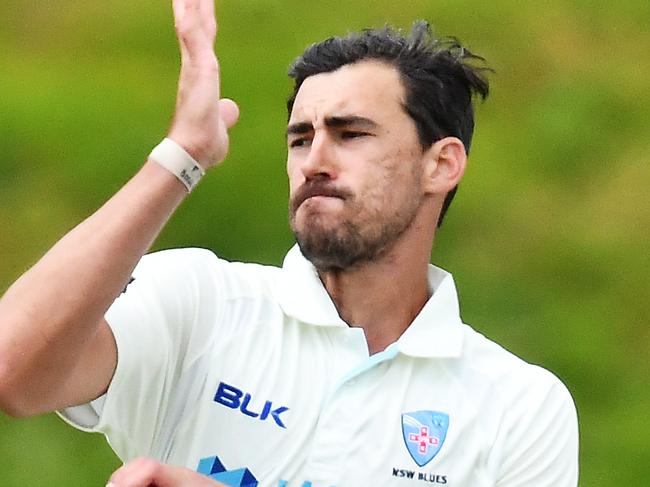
[107,458,227,487]
[168,0,240,169]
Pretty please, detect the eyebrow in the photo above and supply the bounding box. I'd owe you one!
[286,116,379,136]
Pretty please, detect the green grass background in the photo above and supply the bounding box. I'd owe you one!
[1,0,649,485]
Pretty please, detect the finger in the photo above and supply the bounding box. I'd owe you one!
[109,458,227,487]
[156,463,220,487]
[173,0,207,54]
[109,457,159,487]
[172,0,198,31]
[200,0,217,40]
[171,0,185,25]
[219,98,240,129]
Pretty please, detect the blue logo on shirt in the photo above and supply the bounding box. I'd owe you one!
[402,410,449,467]
[214,381,290,429]
[197,456,258,486]
[197,456,328,487]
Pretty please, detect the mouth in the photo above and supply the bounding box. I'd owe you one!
[290,183,350,215]
[305,195,339,202]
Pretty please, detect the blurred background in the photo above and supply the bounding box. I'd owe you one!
[1,0,648,485]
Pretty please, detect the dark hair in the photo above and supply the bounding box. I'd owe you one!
[287,21,491,227]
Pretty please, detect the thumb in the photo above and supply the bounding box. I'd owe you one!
[219,98,240,129]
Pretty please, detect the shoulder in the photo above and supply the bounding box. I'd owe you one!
[133,248,282,299]
[459,323,577,440]
[458,327,579,484]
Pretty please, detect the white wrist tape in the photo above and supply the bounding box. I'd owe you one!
[149,138,205,192]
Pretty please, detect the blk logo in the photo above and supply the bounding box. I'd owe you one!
[214,381,289,429]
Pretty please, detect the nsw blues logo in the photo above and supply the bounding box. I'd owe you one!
[401,410,450,467]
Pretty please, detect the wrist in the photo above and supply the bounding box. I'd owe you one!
[148,138,205,192]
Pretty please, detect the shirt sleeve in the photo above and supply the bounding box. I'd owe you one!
[58,248,227,462]
[493,367,579,487]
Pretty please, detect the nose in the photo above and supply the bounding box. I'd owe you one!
[299,131,337,182]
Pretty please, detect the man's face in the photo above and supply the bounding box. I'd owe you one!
[287,60,427,271]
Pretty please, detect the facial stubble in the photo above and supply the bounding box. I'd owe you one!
[289,176,423,272]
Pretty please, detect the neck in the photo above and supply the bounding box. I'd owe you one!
[318,211,436,355]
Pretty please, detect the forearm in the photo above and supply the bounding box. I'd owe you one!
[0,159,186,413]
[0,0,238,417]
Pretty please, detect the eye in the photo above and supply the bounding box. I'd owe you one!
[341,131,370,140]
[289,138,312,148]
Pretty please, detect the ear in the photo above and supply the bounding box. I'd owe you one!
[421,137,467,195]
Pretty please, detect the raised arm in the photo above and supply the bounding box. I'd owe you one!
[0,0,238,417]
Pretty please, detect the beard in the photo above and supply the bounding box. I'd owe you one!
[289,179,422,272]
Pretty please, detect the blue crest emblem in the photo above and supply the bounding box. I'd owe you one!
[401,410,450,467]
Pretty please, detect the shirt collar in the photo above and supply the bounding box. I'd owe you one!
[278,245,348,327]
[277,244,464,358]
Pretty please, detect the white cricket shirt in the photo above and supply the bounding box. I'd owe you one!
[60,245,579,487]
